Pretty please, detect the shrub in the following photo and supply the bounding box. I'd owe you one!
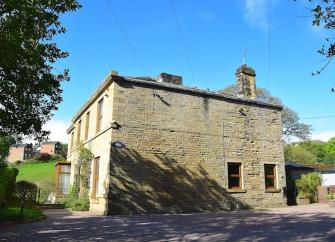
[64,184,79,208]
[35,152,51,161]
[327,193,335,201]
[64,145,92,211]
[51,154,64,161]
[72,192,90,211]
[65,183,90,211]
[0,165,18,208]
[14,160,22,164]
[15,181,38,219]
[296,172,322,202]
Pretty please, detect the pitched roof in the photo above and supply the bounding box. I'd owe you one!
[68,73,283,130]
[285,162,314,170]
[42,141,60,145]
[10,143,32,148]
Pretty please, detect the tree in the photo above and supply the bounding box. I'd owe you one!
[0,135,15,161]
[0,0,81,141]
[294,1,335,80]
[61,143,68,159]
[15,181,37,220]
[299,140,327,162]
[221,85,311,142]
[296,172,322,202]
[325,137,335,154]
[284,145,317,164]
[308,0,335,74]
[0,165,18,208]
[323,152,335,163]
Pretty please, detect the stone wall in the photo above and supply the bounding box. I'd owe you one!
[108,80,286,214]
[67,81,116,214]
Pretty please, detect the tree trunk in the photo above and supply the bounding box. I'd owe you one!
[19,192,26,221]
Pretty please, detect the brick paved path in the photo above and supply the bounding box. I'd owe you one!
[1,203,334,241]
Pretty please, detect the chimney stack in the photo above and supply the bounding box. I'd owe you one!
[235,64,256,100]
[158,73,182,85]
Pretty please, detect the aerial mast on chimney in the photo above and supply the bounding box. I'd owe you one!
[242,48,247,65]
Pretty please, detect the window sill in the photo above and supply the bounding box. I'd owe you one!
[265,188,281,193]
[228,189,246,193]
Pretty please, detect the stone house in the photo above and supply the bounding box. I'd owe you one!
[7,143,34,163]
[67,65,287,215]
[40,141,62,155]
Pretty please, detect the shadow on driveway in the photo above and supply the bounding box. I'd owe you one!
[1,205,335,241]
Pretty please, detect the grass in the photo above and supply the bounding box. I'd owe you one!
[15,161,56,185]
[0,207,45,223]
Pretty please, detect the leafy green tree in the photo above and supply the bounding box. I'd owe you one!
[0,165,18,208]
[302,0,335,75]
[325,137,335,154]
[0,0,81,141]
[0,135,15,161]
[221,85,311,141]
[323,152,335,163]
[61,143,68,159]
[284,145,317,164]
[15,181,37,219]
[299,141,327,163]
[296,172,322,202]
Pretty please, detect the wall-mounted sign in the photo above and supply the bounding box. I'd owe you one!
[112,141,125,149]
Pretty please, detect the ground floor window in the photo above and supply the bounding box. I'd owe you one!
[92,157,100,198]
[56,163,71,194]
[228,163,242,189]
[264,164,277,189]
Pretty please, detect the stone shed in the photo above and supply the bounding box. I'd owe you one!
[67,65,287,215]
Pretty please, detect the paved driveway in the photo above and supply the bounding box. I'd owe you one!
[1,203,334,241]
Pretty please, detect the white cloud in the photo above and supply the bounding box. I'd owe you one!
[311,130,335,142]
[44,119,70,143]
[242,0,276,30]
[200,10,216,21]
[21,119,69,145]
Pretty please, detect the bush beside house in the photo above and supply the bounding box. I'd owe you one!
[296,172,322,204]
[0,160,45,224]
[64,145,91,211]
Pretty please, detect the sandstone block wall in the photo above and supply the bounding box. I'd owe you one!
[107,81,287,214]
[67,82,116,214]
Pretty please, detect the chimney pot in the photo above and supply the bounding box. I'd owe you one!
[111,70,118,76]
[158,73,182,85]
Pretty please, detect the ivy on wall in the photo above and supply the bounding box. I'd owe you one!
[65,144,93,211]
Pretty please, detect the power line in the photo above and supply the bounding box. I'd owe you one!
[267,0,271,93]
[105,0,146,75]
[301,115,335,120]
[170,0,196,85]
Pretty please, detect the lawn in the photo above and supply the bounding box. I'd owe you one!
[0,207,45,223]
[15,161,56,185]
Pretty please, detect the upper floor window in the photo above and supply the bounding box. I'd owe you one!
[264,164,277,189]
[76,120,82,145]
[70,131,74,149]
[85,111,90,140]
[228,163,242,189]
[96,98,104,133]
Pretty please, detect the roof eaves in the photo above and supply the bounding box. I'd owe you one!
[69,73,114,126]
[121,77,283,110]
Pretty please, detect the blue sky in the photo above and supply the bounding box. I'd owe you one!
[48,0,335,142]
